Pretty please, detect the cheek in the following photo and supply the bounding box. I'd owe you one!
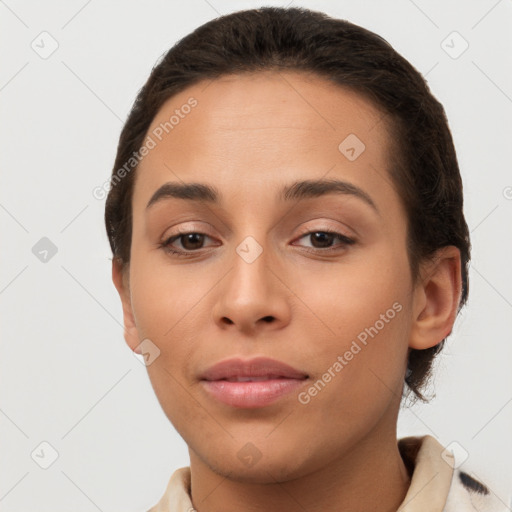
[297,305,410,439]
[295,243,410,336]
[129,245,210,334]
[293,247,411,402]
[128,251,209,426]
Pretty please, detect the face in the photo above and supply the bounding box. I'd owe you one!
[118,71,422,481]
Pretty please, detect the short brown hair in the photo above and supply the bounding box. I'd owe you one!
[104,7,471,404]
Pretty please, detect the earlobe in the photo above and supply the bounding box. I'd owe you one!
[409,246,462,350]
[111,258,142,354]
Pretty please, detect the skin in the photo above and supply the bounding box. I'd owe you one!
[113,71,462,512]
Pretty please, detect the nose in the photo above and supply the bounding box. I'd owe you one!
[211,236,292,335]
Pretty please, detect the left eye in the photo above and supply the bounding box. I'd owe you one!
[293,230,355,250]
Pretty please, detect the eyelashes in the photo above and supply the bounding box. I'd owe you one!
[295,229,356,250]
[160,232,213,257]
[158,228,356,258]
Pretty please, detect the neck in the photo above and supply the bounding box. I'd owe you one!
[188,426,411,512]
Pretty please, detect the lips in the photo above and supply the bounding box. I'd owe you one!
[200,356,309,381]
[200,356,309,408]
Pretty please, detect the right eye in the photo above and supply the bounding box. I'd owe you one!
[159,231,217,257]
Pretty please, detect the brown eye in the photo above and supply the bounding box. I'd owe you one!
[295,230,355,251]
[309,232,336,248]
[160,232,215,257]
[179,233,206,250]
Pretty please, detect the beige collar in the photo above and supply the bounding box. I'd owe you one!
[396,435,454,511]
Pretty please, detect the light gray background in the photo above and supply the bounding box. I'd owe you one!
[1,1,511,511]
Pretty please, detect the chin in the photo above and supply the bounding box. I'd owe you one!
[201,444,315,484]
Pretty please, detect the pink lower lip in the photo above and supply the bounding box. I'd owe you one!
[201,378,307,408]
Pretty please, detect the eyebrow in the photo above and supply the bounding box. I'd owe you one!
[145,178,379,214]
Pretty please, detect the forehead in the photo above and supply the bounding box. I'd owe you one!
[133,71,395,210]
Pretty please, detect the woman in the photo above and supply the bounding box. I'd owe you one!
[105,7,506,511]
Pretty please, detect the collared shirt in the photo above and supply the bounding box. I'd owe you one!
[146,435,508,511]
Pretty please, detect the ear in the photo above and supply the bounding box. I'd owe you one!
[112,258,142,354]
[409,246,462,350]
